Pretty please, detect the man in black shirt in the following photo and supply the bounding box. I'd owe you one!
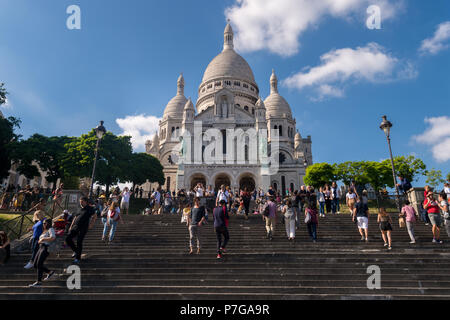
[352,197,370,242]
[66,197,97,263]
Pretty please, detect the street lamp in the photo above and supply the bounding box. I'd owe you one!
[89,121,106,199]
[379,115,401,213]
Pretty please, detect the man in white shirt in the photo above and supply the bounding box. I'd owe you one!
[151,188,162,215]
[216,185,229,206]
[195,183,204,198]
[120,187,133,215]
[331,182,341,214]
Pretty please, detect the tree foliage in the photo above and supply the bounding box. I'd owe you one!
[127,153,165,186]
[0,83,7,105]
[425,169,445,189]
[304,163,335,188]
[381,155,427,183]
[0,116,21,180]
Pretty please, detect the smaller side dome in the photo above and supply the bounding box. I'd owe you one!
[255,96,265,109]
[184,98,195,111]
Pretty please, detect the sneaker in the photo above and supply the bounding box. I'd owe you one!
[44,271,55,281]
[410,240,416,244]
[365,238,369,242]
[384,243,388,247]
[24,262,33,269]
[220,248,227,253]
[432,239,437,243]
[216,254,222,259]
[425,223,430,226]
[73,259,80,264]
[361,236,365,241]
[437,239,443,244]
[388,247,392,250]
[71,253,76,258]
[28,282,41,287]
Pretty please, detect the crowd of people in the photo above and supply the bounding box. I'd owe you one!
[1,178,449,287]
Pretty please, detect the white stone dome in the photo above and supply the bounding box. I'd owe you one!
[202,49,256,84]
[264,70,292,118]
[163,75,187,118]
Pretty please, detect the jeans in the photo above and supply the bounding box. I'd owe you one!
[215,226,229,254]
[189,225,202,249]
[294,207,301,228]
[331,198,340,213]
[285,217,296,238]
[34,244,50,282]
[307,222,317,240]
[406,221,415,241]
[30,237,40,262]
[65,226,88,260]
[102,217,118,241]
[319,202,325,215]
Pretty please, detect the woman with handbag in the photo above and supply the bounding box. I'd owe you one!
[103,201,122,244]
[305,195,318,242]
[377,208,393,250]
[28,219,56,287]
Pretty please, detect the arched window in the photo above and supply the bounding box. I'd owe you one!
[245,145,249,161]
[274,125,278,130]
[252,108,255,115]
[222,130,227,154]
[244,106,249,112]
[279,125,283,136]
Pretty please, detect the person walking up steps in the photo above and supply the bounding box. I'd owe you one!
[213,200,230,259]
[377,208,393,250]
[103,201,123,244]
[188,197,206,255]
[346,188,357,218]
[318,187,325,218]
[353,196,369,242]
[282,199,296,241]
[423,191,443,244]
[24,210,44,269]
[66,197,97,263]
[263,196,277,241]
[400,200,418,244]
[120,187,132,216]
[438,193,450,238]
[305,196,319,242]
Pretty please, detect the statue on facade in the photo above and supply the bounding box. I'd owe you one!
[221,101,228,118]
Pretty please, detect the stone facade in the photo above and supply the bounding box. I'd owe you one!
[145,24,312,195]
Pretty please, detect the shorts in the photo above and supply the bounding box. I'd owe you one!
[357,216,368,229]
[379,221,392,231]
[120,202,129,210]
[428,213,442,226]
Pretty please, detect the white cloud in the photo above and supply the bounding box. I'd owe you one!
[413,116,450,163]
[225,0,402,56]
[116,114,161,151]
[282,43,417,99]
[420,21,450,55]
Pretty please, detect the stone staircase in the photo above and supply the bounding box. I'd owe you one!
[1,212,450,300]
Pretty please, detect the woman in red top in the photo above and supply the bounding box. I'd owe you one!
[423,191,443,243]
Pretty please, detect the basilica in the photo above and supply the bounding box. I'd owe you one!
[146,23,312,194]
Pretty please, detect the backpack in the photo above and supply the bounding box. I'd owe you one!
[263,203,270,217]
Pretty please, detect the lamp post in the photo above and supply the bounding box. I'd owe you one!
[379,115,401,213]
[89,121,106,199]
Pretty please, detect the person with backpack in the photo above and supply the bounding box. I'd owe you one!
[216,185,229,207]
[188,197,206,254]
[424,191,443,243]
[28,219,56,287]
[282,199,296,241]
[438,193,450,238]
[400,200,418,244]
[352,196,370,242]
[151,187,162,215]
[318,187,326,218]
[305,195,319,242]
[396,176,412,195]
[103,201,122,243]
[263,196,277,240]
[213,199,230,259]
[241,188,251,220]
[377,208,393,250]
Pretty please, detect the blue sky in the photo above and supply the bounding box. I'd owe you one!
[1,0,449,188]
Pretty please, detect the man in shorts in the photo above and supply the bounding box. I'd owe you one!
[424,191,443,243]
[353,197,369,242]
[120,187,133,215]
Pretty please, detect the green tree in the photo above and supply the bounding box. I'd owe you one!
[361,161,392,193]
[381,155,427,184]
[447,172,450,182]
[12,134,74,188]
[62,130,133,194]
[334,161,370,186]
[127,153,165,187]
[0,83,7,105]
[304,163,335,188]
[425,169,445,190]
[0,116,21,180]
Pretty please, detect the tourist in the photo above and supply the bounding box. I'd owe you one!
[120,187,133,215]
[181,202,191,226]
[267,186,275,197]
[163,192,173,214]
[423,191,443,243]
[305,196,318,242]
[213,199,230,259]
[241,187,251,220]
[28,219,56,287]
[0,231,10,264]
[318,187,325,218]
[361,190,369,205]
[66,197,97,263]
[377,208,393,250]
[324,184,332,214]
[24,210,45,269]
[352,196,369,242]
[444,183,450,199]
[331,182,341,214]
[139,187,143,199]
[292,190,301,229]
[438,193,450,238]
[263,196,277,240]
[101,199,112,238]
[194,183,204,198]
[396,176,412,195]
[282,199,296,241]
[346,188,357,217]
[188,197,206,254]
[151,187,162,215]
[400,200,417,244]
[103,201,122,244]
[216,185,229,206]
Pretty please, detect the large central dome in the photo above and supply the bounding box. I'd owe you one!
[201,23,256,85]
[202,49,255,84]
